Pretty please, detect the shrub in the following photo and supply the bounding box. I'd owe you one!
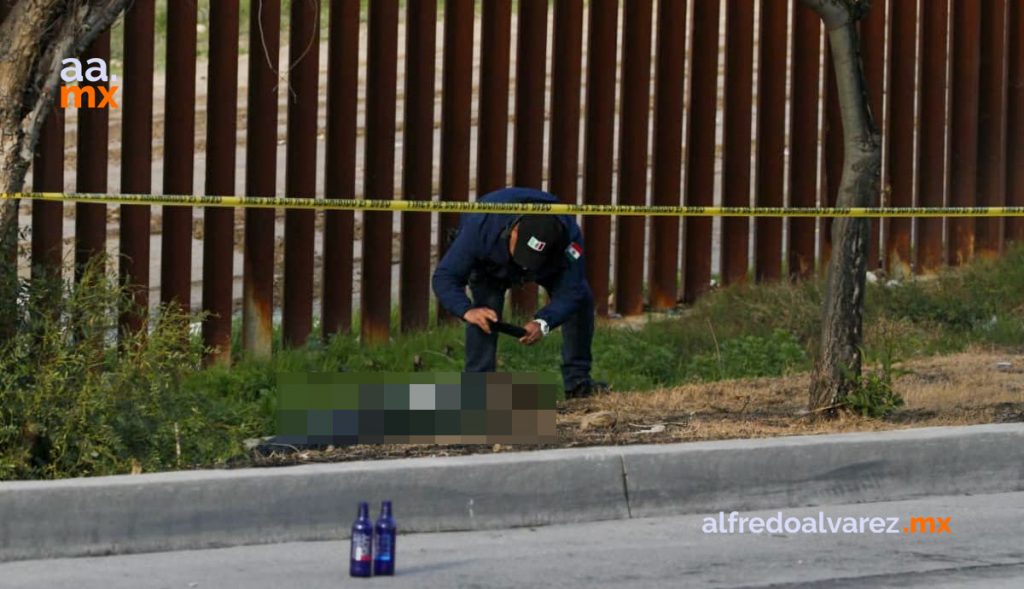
[0,257,265,480]
[842,335,906,419]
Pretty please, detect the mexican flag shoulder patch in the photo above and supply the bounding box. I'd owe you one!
[565,241,583,261]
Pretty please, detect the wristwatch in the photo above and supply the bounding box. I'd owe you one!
[532,318,550,337]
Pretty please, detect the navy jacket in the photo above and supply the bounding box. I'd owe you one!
[432,187,592,328]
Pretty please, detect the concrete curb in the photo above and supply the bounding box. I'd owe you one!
[1,423,1021,562]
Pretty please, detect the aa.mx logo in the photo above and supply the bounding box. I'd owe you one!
[60,58,120,109]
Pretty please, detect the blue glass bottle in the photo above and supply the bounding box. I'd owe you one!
[373,500,397,576]
[349,502,373,578]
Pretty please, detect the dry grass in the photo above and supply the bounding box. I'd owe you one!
[558,347,1024,445]
[249,348,1024,468]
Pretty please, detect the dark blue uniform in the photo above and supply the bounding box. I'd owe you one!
[432,187,595,389]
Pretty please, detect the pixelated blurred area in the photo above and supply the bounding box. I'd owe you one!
[274,372,557,445]
[246,351,1024,467]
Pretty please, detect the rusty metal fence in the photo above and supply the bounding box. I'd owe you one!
[11,0,1024,359]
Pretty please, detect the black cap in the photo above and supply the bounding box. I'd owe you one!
[511,216,564,272]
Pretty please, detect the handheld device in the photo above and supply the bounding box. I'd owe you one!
[490,320,527,338]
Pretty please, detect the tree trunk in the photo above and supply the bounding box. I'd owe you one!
[0,0,130,339]
[801,0,882,412]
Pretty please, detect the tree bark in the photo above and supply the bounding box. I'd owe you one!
[0,0,129,338]
[800,0,882,412]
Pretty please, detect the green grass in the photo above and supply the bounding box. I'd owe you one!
[4,245,1024,480]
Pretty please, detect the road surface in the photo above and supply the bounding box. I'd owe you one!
[3,492,1021,588]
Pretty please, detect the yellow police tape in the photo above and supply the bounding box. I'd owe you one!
[3,192,1024,217]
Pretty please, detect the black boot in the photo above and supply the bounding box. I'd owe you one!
[564,379,610,400]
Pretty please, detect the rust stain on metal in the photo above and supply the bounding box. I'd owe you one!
[917,0,950,273]
[650,0,687,308]
[361,0,399,343]
[201,0,239,364]
[242,0,280,357]
[949,0,981,266]
[322,0,359,338]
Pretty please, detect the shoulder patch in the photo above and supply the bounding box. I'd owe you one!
[565,242,583,261]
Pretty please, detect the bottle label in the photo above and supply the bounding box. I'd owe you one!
[374,532,394,559]
[351,533,371,562]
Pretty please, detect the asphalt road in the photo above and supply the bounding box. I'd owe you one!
[3,492,1022,589]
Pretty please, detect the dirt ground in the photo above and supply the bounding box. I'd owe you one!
[246,348,1024,468]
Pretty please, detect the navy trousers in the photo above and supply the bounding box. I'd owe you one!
[464,276,595,390]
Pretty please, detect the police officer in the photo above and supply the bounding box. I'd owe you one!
[432,187,608,399]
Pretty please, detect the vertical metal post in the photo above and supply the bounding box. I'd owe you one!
[1008,0,1024,245]
[788,1,821,280]
[916,0,950,272]
[861,0,888,270]
[201,0,240,363]
[721,0,754,286]
[755,0,788,283]
[615,0,653,315]
[547,0,584,205]
[650,0,687,308]
[322,0,359,338]
[75,30,111,283]
[361,0,399,343]
[476,0,512,196]
[243,0,280,357]
[684,0,720,303]
[886,0,917,276]
[511,0,549,316]
[32,106,63,280]
[400,0,438,332]
[161,0,197,310]
[283,0,321,347]
[948,0,981,266]
[581,0,618,316]
[437,0,474,323]
[119,0,154,336]
[975,0,1009,257]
